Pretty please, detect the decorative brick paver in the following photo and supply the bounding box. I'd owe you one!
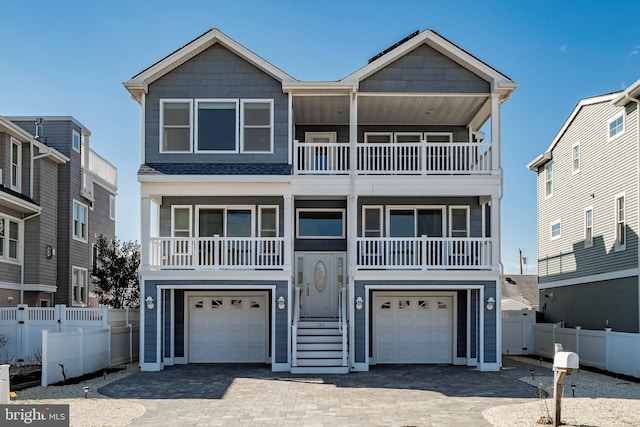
[99,359,542,426]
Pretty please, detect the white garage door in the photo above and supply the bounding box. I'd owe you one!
[375,295,453,364]
[189,295,267,363]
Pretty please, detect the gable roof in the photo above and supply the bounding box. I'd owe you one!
[124,28,296,102]
[342,29,516,98]
[0,116,69,164]
[527,92,620,171]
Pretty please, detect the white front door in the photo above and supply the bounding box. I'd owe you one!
[189,294,267,363]
[300,253,344,318]
[374,294,453,364]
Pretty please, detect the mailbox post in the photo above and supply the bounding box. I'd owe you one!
[552,349,579,427]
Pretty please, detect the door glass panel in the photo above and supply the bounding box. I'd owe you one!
[227,210,252,237]
[417,209,443,237]
[389,210,415,237]
[451,209,468,237]
[260,208,277,237]
[313,261,327,293]
[198,209,223,237]
[364,208,382,237]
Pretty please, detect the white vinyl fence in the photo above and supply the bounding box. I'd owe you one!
[534,323,640,378]
[502,309,536,355]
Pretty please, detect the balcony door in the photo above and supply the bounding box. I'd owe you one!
[298,253,344,318]
[304,132,336,171]
[387,207,444,266]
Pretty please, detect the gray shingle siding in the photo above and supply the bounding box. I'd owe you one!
[483,282,497,363]
[360,44,490,94]
[274,281,288,363]
[144,281,158,363]
[145,44,288,165]
[537,101,638,283]
[354,281,366,363]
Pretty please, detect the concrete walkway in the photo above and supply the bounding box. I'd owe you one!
[99,358,543,426]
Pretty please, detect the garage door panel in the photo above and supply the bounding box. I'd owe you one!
[375,294,452,364]
[189,295,267,363]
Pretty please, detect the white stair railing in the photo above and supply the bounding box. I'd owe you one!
[292,286,301,367]
[340,287,348,367]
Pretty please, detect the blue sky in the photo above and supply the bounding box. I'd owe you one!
[2,0,639,274]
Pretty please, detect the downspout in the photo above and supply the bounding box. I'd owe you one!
[29,141,34,199]
[20,210,42,305]
[626,94,640,333]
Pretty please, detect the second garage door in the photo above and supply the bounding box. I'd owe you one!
[189,295,267,363]
[375,295,453,364]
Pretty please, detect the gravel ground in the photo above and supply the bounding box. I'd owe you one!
[10,363,146,427]
[483,356,640,427]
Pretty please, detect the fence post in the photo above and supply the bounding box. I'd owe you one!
[552,323,557,355]
[604,327,612,371]
[101,307,108,328]
[107,325,112,368]
[16,304,27,363]
[129,323,133,363]
[79,328,84,376]
[575,326,581,356]
[0,364,9,403]
[57,305,67,332]
[41,330,48,387]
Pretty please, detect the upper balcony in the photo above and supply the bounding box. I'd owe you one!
[294,140,492,175]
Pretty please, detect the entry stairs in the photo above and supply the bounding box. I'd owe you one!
[291,320,349,374]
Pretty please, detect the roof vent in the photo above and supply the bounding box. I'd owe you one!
[34,118,44,140]
[368,30,420,63]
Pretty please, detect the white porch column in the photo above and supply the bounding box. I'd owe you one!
[348,195,358,273]
[141,196,151,268]
[491,94,501,174]
[288,92,293,166]
[349,91,358,173]
[283,194,293,271]
[490,197,500,272]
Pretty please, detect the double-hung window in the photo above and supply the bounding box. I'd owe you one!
[550,219,561,240]
[196,100,238,152]
[161,100,192,152]
[109,195,116,221]
[72,266,88,305]
[0,216,20,261]
[11,139,21,192]
[584,207,593,248]
[241,100,273,152]
[545,162,553,198]
[72,200,88,242]
[572,142,580,174]
[72,130,81,153]
[615,193,625,250]
[608,112,625,141]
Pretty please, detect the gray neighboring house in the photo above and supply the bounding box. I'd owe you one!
[528,79,640,333]
[1,116,118,308]
[501,275,539,310]
[125,28,516,373]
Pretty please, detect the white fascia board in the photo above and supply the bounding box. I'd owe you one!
[538,268,638,290]
[138,174,291,184]
[125,29,296,99]
[5,116,91,135]
[342,29,515,95]
[613,78,640,106]
[140,180,292,198]
[0,282,57,292]
[282,81,358,94]
[527,152,552,172]
[141,270,291,283]
[33,140,70,164]
[0,116,36,142]
[534,93,620,164]
[0,192,41,214]
[357,270,499,282]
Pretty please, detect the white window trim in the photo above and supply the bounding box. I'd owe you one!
[364,132,393,143]
[296,208,345,239]
[393,132,422,143]
[550,219,561,241]
[584,206,593,248]
[449,206,470,237]
[424,132,453,142]
[109,194,116,221]
[362,206,383,237]
[171,205,192,237]
[258,206,279,237]
[10,138,21,192]
[572,141,580,175]
[0,214,23,264]
[195,205,256,237]
[240,99,274,153]
[159,99,193,154]
[72,200,89,243]
[72,266,88,306]
[615,192,626,251]
[304,131,337,143]
[385,205,447,237]
[607,112,625,142]
[544,162,553,199]
[194,99,239,154]
[72,130,81,153]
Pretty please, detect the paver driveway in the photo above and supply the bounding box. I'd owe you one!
[99,358,543,426]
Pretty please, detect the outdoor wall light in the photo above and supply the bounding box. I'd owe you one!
[355,296,364,310]
[485,297,496,311]
[145,295,155,310]
[277,296,286,310]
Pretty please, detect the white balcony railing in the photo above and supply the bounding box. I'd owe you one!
[149,236,285,269]
[293,140,493,175]
[88,149,118,190]
[357,237,493,270]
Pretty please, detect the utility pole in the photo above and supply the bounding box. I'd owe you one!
[519,248,524,274]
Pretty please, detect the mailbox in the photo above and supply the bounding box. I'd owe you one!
[553,351,579,370]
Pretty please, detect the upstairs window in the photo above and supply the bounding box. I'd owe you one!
[572,142,580,174]
[545,162,553,198]
[171,206,192,237]
[196,100,238,152]
[550,219,561,240]
[608,112,624,141]
[297,209,344,238]
[161,100,192,152]
[72,266,88,305]
[0,216,20,261]
[584,207,593,248]
[259,207,278,237]
[72,130,81,153]
[10,139,21,192]
[109,195,116,221]
[449,207,470,238]
[615,193,625,250]
[363,207,382,237]
[241,100,273,152]
[72,200,88,242]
